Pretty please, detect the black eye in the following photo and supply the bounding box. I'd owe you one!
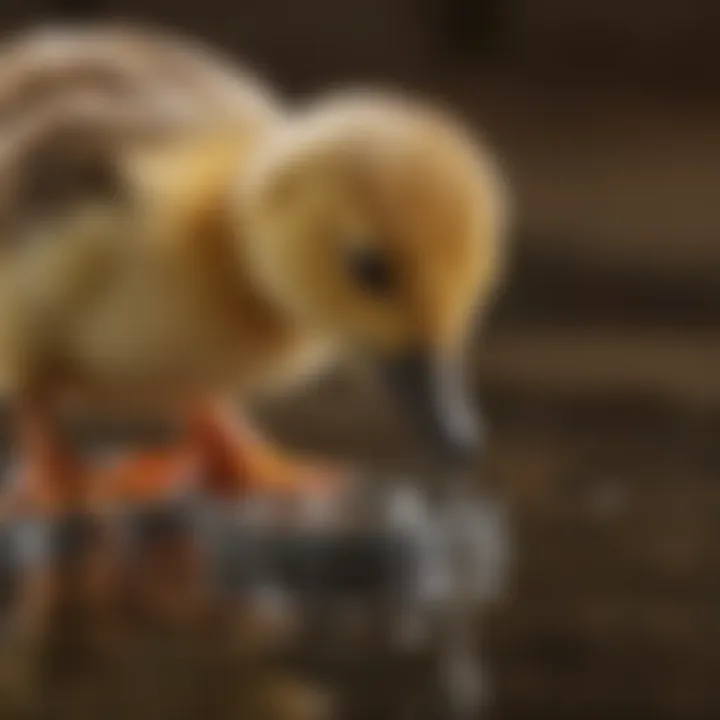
[346,246,394,296]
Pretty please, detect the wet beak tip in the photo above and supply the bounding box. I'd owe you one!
[378,350,483,469]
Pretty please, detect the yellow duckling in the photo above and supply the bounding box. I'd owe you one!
[0,25,509,513]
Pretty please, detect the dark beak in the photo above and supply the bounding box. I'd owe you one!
[378,350,483,469]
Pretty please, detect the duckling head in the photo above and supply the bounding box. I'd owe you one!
[240,92,509,468]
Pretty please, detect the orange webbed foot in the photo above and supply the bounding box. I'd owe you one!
[188,405,351,501]
[96,448,200,507]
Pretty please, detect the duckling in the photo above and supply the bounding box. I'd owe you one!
[0,26,508,516]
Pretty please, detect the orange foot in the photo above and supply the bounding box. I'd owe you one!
[98,448,200,507]
[94,405,351,507]
[187,404,350,501]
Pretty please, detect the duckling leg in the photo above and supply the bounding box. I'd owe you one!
[11,398,95,516]
[93,401,348,505]
[187,401,348,499]
[5,399,124,651]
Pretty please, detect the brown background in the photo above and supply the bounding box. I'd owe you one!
[2,1,720,718]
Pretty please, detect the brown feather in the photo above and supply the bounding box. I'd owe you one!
[0,24,280,239]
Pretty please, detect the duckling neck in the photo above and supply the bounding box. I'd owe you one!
[179,129,329,366]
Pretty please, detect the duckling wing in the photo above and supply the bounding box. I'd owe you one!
[0,24,281,237]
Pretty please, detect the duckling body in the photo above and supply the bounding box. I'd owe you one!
[0,30,327,417]
[0,25,508,513]
[0,134,326,413]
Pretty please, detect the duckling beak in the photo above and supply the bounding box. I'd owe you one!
[378,350,483,469]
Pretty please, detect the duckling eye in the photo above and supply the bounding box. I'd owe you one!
[345,246,394,296]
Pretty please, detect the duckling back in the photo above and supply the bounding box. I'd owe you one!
[0,23,283,238]
[0,24,285,402]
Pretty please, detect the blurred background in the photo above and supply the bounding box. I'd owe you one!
[1,1,719,718]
